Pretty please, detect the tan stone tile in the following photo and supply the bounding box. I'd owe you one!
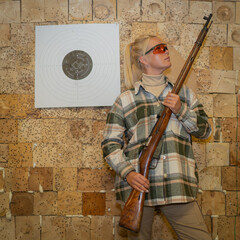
[202,191,225,215]
[0,144,8,163]
[179,24,202,46]
[199,167,222,190]
[18,119,43,143]
[166,0,188,22]
[0,170,4,190]
[91,216,113,240]
[0,24,10,47]
[16,68,35,94]
[206,143,229,166]
[93,0,116,21]
[195,69,212,94]
[209,46,233,70]
[69,0,92,20]
[141,0,165,22]
[222,166,240,190]
[0,218,15,240]
[197,94,213,117]
[16,46,35,70]
[5,168,28,191]
[131,22,157,41]
[57,191,82,215]
[0,69,18,94]
[152,212,177,240]
[228,24,240,47]
[0,0,20,23]
[114,216,128,240]
[226,191,240,216]
[0,193,9,217]
[213,2,235,23]
[221,117,237,142]
[54,168,77,191]
[211,216,218,240]
[29,167,53,191]
[105,191,121,216]
[92,120,105,145]
[213,94,237,117]
[192,142,206,171]
[21,0,44,22]
[233,48,240,70]
[229,142,240,166]
[34,192,57,215]
[0,46,17,68]
[44,0,68,22]
[15,216,40,240]
[117,0,140,21]
[42,216,66,240]
[10,192,34,216]
[78,168,114,191]
[205,24,227,47]
[66,217,91,239]
[82,192,105,216]
[8,143,32,167]
[217,216,235,240]
[237,3,240,24]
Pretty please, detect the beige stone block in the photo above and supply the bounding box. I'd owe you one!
[211,216,218,240]
[217,216,235,240]
[0,193,9,217]
[186,1,212,24]
[91,216,113,240]
[233,48,240,70]
[5,167,28,191]
[0,144,8,163]
[205,24,227,47]
[82,144,105,168]
[222,166,240,190]
[78,168,114,191]
[152,212,177,239]
[157,22,182,45]
[0,69,18,94]
[0,46,17,69]
[180,24,202,46]
[42,216,66,240]
[213,2,235,23]
[199,167,222,191]
[117,0,140,21]
[131,22,157,41]
[0,218,15,240]
[57,191,82,215]
[114,216,128,240]
[192,142,206,171]
[229,142,240,166]
[0,119,18,143]
[221,117,237,143]
[237,3,240,24]
[166,0,188,22]
[0,24,10,47]
[44,0,68,22]
[69,0,92,20]
[226,191,240,216]
[34,192,57,215]
[210,46,233,70]
[66,217,91,240]
[228,24,240,47]
[16,46,35,70]
[54,168,78,191]
[0,0,20,23]
[16,68,35,94]
[93,0,116,21]
[33,142,82,168]
[105,191,121,216]
[15,216,40,240]
[202,191,225,215]
[92,120,106,145]
[0,170,4,190]
[18,119,43,143]
[206,143,229,166]
[21,0,44,22]
[141,0,165,22]
[213,94,237,117]
[197,94,213,117]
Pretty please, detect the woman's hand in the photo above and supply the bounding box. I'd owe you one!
[162,92,181,114]
[126,171,150,193]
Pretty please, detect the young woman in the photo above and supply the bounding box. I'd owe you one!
[101,35,212,240]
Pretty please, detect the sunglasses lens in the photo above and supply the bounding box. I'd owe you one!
[153,44,168,54]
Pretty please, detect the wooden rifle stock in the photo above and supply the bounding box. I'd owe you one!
[119,14,213,233]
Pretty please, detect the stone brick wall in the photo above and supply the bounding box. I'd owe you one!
[0,0,239,239]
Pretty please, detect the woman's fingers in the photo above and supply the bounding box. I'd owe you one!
[126,171,150,192]
[162,93,181,114]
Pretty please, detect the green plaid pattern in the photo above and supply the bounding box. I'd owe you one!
[101,77,211,206]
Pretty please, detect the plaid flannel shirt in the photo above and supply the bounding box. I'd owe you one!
[101,77,211,206]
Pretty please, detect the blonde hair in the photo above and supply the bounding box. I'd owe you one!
[124,35,157,89]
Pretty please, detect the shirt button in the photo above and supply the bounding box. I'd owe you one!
[163,173,168,179]
[163,156,166,160]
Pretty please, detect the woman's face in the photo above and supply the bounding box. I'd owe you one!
[141,37,171,75]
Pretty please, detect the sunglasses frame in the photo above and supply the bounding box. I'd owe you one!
[145,43,168,55]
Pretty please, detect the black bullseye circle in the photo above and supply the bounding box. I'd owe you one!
[62,50,93,80]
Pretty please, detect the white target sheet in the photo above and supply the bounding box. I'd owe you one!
[35,24,120,108]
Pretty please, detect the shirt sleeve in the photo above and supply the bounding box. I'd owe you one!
[175,88,211,139]
[101,96,136,179]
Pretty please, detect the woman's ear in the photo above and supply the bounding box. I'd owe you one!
[139,56,148,66]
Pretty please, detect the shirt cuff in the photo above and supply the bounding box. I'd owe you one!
[175,103,189,122]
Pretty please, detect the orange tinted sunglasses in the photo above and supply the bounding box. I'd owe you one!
[145,43,168,55]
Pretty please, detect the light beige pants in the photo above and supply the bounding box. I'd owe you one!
[127,201,212,240]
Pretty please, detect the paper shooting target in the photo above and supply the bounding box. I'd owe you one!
[35,24,120,108]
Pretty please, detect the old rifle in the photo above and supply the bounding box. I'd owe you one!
[119,14,213,233]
